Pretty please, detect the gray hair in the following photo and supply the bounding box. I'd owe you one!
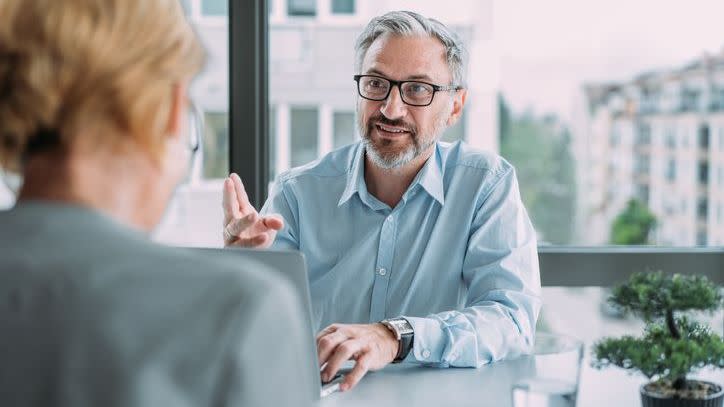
[354,10,468,87]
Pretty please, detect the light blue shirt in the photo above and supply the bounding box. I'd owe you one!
[261,141,541,367]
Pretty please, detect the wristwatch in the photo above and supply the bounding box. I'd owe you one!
[381,317,414,363]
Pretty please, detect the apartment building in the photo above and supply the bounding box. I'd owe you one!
[577,50,724,245]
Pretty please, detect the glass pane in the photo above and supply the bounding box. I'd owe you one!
[288,0,316,16]
[201,0,227,16]
[153,1,229,247]
[291,107,318,167]
[269,1,724,247]
[333,111,356,149]
[332,0,355,14]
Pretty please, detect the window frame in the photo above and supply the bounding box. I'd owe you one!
[230,0,269,208]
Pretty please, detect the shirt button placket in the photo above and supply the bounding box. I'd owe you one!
[369,212,396,322]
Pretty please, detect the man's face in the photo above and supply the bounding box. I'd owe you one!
[357,34,465,170]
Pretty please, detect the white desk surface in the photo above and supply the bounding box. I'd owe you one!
[319,351,724,407]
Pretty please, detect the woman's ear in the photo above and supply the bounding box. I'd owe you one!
[165,82,188,141]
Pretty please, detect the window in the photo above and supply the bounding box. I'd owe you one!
[636,185,650,205]
[201,0,227,16]
[152,0,229,247]
[698,161,709,185]
[699,124,710,149]
[290,107,319,167]
[666,158,676,182]
[697,198,708,220]
[665,129,676,149]
[203,112,229,178]
[697,231,707,246]
[333,112,356,149]
[636,122,651,145]
[270,106,277,181]
[610,130,620,147]
[634,154,650,176]
[332,0,355,14]
[263,0,724,250]
[288,0,316,16]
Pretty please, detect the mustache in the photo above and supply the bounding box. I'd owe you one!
[368,114,416,134]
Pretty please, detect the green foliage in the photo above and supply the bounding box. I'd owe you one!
[593,316,724,381]
[610,199,657,245]
[609,272,723,320]
[498,95,576,244]
[593,272,724,387]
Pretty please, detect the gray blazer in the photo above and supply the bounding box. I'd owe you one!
[0,201,314,407]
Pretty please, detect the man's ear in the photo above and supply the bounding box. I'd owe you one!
[447,89,468,127]
[165,82,188,142]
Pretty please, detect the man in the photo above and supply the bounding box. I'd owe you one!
[0,0,312,405]
[223,10,541,392]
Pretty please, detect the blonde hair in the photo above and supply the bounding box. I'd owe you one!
[0,0,206,172]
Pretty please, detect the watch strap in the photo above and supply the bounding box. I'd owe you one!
[381,318,414,363]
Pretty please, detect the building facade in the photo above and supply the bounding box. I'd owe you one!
[577,51,724,246]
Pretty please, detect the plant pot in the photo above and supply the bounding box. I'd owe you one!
[640,380,724,407]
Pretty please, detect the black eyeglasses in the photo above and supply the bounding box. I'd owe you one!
[187,100,203,154]
[353,74,463,107]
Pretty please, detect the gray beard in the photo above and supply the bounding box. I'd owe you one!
[358,110,451,170]
[362,136,435,170]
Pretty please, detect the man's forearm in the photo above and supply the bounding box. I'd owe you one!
[403,292,540,367]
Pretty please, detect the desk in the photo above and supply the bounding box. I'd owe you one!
[319,353,724,407]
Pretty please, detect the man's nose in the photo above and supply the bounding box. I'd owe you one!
[380,86,407,119]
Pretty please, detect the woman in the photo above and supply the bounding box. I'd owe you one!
[0,1,312,406]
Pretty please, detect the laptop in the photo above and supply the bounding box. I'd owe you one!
[191,247,346,399]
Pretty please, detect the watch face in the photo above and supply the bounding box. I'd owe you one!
[391,319,414,335]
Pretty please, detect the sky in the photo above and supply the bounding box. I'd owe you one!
[493,0,724,121]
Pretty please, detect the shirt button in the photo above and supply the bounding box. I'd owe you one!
[422,349,431,359]
[378,268,387,276]
[386,215,394,222]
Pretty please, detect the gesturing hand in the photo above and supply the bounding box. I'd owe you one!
[222,173,283,248]
[316,323,399,392]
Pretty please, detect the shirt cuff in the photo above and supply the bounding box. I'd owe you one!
[402,316,448,366]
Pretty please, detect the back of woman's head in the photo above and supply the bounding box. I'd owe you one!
[0,0,205,173]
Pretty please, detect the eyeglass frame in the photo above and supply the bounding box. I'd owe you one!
[187,99,204,154]
[353,74,464,107]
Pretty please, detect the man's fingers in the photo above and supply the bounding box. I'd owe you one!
[262,215,284,231]
[316,331,348,368]
[222,178,241,222]
[340,354,372,392]
[225,213,258,238]
[322,340,364,383]
[230,173,254,216]
[316,325,339,342]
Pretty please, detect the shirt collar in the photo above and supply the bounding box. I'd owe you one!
[413,145,445,205]
[338,143,366,207]
[337,142,445,207]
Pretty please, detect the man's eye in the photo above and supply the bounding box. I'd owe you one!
[409,84,431,94]
[368,80,384,88]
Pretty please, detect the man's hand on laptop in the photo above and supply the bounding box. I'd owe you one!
[222,173,283,248]
[316,323,399,392]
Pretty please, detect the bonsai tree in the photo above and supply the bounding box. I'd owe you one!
[592,272,724,401]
